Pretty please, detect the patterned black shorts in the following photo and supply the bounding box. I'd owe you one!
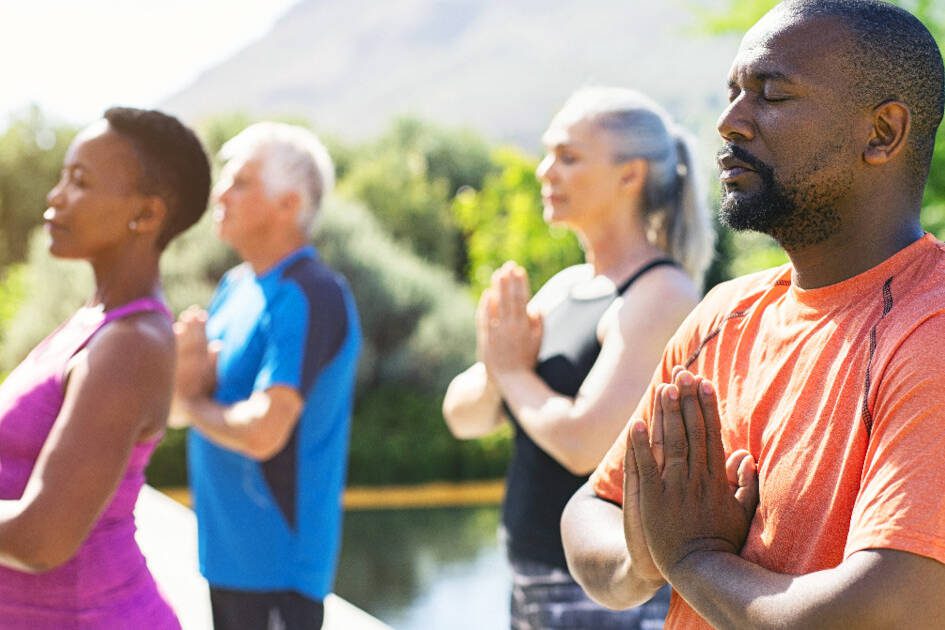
[509,557,671,630]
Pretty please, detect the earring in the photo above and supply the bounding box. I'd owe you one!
[129,220,138,232]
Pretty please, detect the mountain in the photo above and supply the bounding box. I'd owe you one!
[162,0,739,151]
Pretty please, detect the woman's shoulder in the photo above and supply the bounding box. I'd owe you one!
[88,310,175,367]
[618,262,700,309]
[531,264,593,311]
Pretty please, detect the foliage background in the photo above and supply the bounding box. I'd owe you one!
[2,2,945,486]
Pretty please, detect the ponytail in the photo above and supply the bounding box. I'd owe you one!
[663,129,714,289]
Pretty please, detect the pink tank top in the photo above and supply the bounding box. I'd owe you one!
[0,297,180,629]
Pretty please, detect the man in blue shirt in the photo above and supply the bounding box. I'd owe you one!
[171,122,361,630]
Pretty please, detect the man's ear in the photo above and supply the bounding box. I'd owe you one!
[864,100,911,166]
[277,190,302,217]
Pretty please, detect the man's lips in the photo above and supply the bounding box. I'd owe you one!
[718,155,757,183]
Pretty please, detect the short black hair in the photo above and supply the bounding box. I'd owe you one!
[785,0,945,181]
[103,107,211,249]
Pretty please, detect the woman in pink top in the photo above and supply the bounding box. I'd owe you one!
[0,107,210,628]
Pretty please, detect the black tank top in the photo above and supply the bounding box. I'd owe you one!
[502,258,677,568]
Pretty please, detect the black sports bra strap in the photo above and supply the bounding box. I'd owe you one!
[616,258,679,295]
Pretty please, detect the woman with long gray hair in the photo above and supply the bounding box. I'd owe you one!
[442,86,714,628]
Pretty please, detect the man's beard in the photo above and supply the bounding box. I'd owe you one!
[718,144,846,250]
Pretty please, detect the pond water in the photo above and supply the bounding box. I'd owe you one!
[335,506,511,629]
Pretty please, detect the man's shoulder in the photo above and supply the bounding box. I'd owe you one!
[697,264,792,319]
[896,236,945,297]
[879,238,945,338]
[277,255,351,300]
[264,257,359,347]
[660,264,791,361]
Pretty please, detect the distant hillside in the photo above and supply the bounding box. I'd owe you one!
[162,0,739,152]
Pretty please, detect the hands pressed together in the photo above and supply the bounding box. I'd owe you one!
[169,305,219,428]
[476,261,542,381]
[622,368,759,584]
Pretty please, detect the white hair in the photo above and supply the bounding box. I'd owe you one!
[219,121,335,234]
[547,87,715,287]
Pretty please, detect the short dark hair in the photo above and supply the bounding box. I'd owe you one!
[103,107,211,249]
[786,0,945,181]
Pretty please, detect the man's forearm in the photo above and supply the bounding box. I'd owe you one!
[561,487,665,609]
[176,396,262,456]
[665,548,931,630]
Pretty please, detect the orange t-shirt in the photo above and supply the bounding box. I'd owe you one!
[591,234,945,629]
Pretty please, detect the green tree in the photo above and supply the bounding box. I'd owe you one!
[0,108,515,487]
[0,107,76,266]
[339,117,497,277]
[0,195,503,487]
[453,147,583,295]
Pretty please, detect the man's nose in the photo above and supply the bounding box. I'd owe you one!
[717,93,755,143]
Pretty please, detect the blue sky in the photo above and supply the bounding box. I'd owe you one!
[1,0,298,126]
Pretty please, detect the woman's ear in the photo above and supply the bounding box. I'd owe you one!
[619,158,649,194]
[863,100,911,166]
[130,195,168,237]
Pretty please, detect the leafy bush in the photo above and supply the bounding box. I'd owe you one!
[338,117,497,278]
[348,385,510,486]
[0,107,76,267]
[0,265,26,344]
[453,147,584,295]
[0,192,502,486]
[0,232,92,369]
[0,111,526,488]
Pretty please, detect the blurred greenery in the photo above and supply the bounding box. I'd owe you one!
[0,107,74,267]
[338,117,497,279]
[5,0,945,487]
[453,147,583,295]
[0,265,25,347]
[0,109,514,486]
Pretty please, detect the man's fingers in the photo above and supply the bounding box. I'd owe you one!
[629,420,661,486]
[623,422,654,570]
[728,450,759,518]
[735,452,759,518]
[660,384,688,482]
[623,423,641,506]
[724,449,748,486]
[699,379,727,476]
[650,385,665,471]
[675,371,707,473]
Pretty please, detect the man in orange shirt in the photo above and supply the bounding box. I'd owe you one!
[561,1,945,627]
